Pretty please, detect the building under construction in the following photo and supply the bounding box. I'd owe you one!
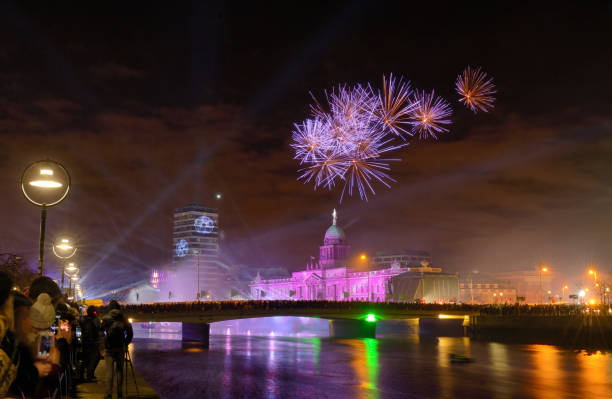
[386,271,459,303]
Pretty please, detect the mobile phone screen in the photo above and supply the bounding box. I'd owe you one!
[38,335,52,358]
[76,327,82,338]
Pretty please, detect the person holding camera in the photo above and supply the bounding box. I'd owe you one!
[9,292,63,398]
[101,300,133,399]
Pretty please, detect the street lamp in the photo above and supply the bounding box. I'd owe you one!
[193,249,200,300]
[539,265,548,305]
[579,290,586,304]
[469,270,479,304]
[66,264,78,298]
[52,237,77,291]
[562,285,568,302]
[21,160,71,276]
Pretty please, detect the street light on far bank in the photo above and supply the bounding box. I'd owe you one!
[21,160,71,276]
[360,254,367,261]
[539,264,549,305]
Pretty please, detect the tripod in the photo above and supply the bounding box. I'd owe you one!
[109,347,140,398]
[123,347,140,398]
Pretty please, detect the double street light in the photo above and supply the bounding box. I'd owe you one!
[21,160,71,276]
[65,263,79,298]
[52,237,77,291]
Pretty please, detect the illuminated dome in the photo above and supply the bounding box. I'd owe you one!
[324,224,346,243]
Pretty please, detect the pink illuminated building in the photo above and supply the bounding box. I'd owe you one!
[250,210,417,301]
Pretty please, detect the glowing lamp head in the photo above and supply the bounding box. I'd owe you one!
[589,299,596,305]
[216,193,222,200]
[365,314,376,322]
[541,267,548,272]
[21,160,71,206]
[360,254,366,261]
[588,269,594,275]
[579,290,586,297]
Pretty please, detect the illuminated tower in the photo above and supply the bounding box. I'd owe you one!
[172,203,223,299]
[318,209,350,269]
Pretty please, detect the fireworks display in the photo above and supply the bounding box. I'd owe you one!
[455,66,496,113]
[292,68,495,201]
[408,90,453,139]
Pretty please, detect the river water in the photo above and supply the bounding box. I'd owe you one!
[128,319,612,399]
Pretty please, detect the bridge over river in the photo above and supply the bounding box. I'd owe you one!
[123,300,480,345]
[123,301,610,347]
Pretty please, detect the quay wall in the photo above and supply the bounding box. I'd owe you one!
[469,315,612,347]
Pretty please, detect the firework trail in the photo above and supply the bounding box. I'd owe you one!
[456,66,496,113]
[409,90,453,139]
[375,73,415,137]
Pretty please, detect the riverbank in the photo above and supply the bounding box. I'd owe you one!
[76,352,160,399]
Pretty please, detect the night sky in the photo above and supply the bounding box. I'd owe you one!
[2,2,612,295]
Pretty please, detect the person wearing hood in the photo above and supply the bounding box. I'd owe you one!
[101,300,133,399]
[79,305,101,381]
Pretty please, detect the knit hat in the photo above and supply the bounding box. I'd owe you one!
[30,293,56,329]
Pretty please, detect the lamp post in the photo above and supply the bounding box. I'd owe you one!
[562,285,568,302]
[588,268,602,304]
[539,265,548,305]
[469,270,479,304]
[65,263,78,298]
[52,237,77,291]
[21,160,71,276]
[193,249,200,300]
[70,274,79,299]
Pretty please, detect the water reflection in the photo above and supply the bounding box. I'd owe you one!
[222,334,232,398]
[266,334,278,398]
[577,350,611,398]
[529,345,562,399]
[129,321,612,399]
[487,342,513,399]
[347,339,379,399]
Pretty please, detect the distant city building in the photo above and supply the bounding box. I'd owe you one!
[250,210,448,302]
[155,203,226,301]
[372,250,432,269]
[491,269,553,304]
[459,282,517,304]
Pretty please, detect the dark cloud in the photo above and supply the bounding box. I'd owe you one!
[1,2,612,294]
[90,63,145,80]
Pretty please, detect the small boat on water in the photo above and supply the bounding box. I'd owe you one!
[449,353,474,363]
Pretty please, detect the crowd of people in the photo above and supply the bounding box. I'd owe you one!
[0,271,133,399]
[123,299,597,317]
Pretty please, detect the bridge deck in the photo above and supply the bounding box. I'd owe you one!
[123,301,478,323]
